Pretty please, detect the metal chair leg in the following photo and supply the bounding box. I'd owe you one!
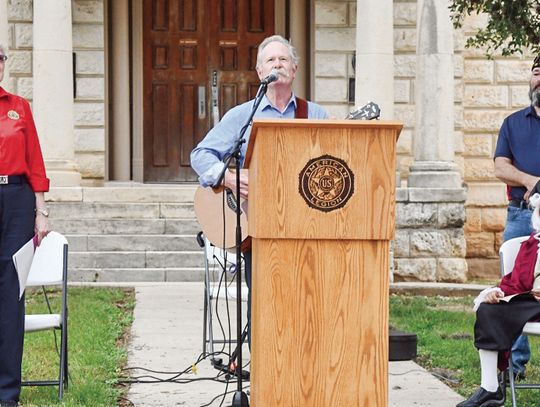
[508,353,517,407]
[65,328,69,388]
[203,287,208,353]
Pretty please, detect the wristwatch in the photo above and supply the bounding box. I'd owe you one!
[36,207,50,217]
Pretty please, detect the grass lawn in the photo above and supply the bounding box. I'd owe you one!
[20,288,540,406]
[20,287,134,407]
[390,294,540,407]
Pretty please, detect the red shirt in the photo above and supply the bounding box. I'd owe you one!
[0,87,49,192]
[499,233,539,294]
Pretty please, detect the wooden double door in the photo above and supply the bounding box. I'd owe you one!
[143,0,275,182]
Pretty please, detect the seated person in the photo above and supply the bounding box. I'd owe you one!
[458,200,540,407]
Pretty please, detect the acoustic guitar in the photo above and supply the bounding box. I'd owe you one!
[194,184,249,250]
[194,102,380,250]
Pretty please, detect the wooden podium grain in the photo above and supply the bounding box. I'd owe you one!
[244,119,402,406]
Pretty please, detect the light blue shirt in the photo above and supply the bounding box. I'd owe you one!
[190,93,329,186]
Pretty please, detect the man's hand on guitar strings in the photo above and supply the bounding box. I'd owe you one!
[224,169,249,199]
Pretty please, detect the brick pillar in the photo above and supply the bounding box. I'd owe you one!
[33,0,81,186]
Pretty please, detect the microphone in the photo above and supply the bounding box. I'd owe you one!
[261,69,279,85]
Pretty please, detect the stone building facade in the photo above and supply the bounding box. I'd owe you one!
[317,1,533,281]
[1,0,532,281]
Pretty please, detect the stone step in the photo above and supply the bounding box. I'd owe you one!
[65,234,201,252]
[48,201,196,219]
[46,184,198,204]
[50,218,201,235]
[43,184,213,282]
[69,251,204,269]
[69,268,205,283]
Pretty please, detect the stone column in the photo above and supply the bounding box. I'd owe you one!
[33,0,81,186]
[132,0,144,182]
[0,0,11,91]
[355,0,394,119]
[408,0,460,188]
[394,0,467,283]
[289,0,308,99]
[110,0,131,181]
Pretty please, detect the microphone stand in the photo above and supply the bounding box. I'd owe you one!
[215,81,270,407]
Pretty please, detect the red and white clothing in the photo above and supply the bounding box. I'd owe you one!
[474,233,540,369]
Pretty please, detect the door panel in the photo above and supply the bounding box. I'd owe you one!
[151,83,170,166]
[143,0,274,182]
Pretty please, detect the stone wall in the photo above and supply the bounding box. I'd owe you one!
[5,0,33,98]
[460,14,534,280]
[6,0,106,181]
[314,0,532,281]
[314,1,356,118]
[395,188,467,282]
[72,0,106,181]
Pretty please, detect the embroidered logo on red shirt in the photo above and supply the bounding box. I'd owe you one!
[7,110,19,120]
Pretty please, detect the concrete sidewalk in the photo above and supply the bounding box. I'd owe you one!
[124,283,467,406]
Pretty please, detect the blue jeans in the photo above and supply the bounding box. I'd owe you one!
[503,205,534,375]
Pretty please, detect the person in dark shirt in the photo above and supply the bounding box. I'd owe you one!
[490,55,540,388]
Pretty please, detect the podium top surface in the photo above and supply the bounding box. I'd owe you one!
[251,118,403,130]
[245,119,403,169]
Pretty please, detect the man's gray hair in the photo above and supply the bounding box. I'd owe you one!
[256,35,299,68]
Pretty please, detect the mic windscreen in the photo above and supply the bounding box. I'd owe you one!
[262,69,279,84]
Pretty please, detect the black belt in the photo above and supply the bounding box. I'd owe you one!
[509,199,530,209]
[0,175,26,185]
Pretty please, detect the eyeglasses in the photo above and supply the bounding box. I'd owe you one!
[0,55,7,62]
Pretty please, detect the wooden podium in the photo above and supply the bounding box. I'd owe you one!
[244,119,402,406]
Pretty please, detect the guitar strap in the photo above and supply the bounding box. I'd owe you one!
[295,97,308,119]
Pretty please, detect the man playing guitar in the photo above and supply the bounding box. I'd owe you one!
[190,35,329,346]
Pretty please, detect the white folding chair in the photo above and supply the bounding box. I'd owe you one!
[499,235,540,406]
[197,232,247,358]
[22,231,69,400]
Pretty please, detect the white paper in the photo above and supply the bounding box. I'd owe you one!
[12,235,37,299]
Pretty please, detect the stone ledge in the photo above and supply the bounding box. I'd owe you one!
[65,281,488,297]
[390,282,487,297]
[396,187,409,202]
[46,183,199,203]
[408,188,467,202]
[46,187,84,202]
[68,268,205,283]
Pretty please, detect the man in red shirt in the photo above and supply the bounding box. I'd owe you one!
[0,44,50,407]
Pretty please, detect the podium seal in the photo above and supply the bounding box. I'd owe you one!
[299,154,354,212]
